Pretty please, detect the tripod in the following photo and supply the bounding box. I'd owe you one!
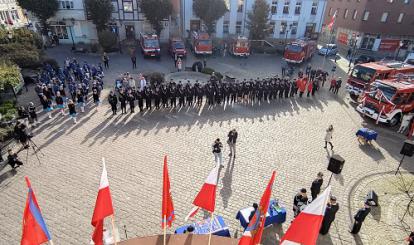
[24,138,44,165]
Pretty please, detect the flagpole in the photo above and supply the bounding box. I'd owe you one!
[163,215,167,245]
[111,215,117,245]
[208,212,214,245]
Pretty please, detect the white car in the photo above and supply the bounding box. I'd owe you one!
[318,44,338,56]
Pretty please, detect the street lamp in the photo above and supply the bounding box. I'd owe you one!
[349,35,360,67]
[395,40,404,61]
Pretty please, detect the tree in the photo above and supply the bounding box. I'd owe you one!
[247,0,270,40]
[17,0,59,34]
[85,0,113,32]
[140,0,173,37]
[193,0,227,35]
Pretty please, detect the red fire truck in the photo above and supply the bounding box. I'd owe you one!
[346,61,414,100]
[189,31,212,55]
[283,39,317,64]
[227,36,250,57]
[356,75,414,126]
[139,33,161,58]
[168,37,187,58]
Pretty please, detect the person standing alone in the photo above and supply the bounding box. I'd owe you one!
[350,203,371,234]
[102,52,109,69]
[227,129,238,158]
[310,172,324,201]
[131,48,137,69]
[212,138,223,167]
[324,125,334,150]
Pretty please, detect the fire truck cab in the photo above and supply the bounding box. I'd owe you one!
[189,31,212,55]
[346,61,414,99]
[169,37,187,58]
[356,75,414,126]
[283,39,317,64]
[139,33,161,58]
[227,36,250,57]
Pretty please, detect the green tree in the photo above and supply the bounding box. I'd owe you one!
[140,0,173,37]
[0,61,22,101]
[17,0,59,34]
[85,0,113,32]
[247,0,270,40]
[193,0,227,35]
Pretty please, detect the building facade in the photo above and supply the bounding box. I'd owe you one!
[322,0,414,56]
[181,0,327,40]
[0,0,27,29]
[29,0,179,45]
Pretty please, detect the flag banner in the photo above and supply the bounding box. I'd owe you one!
[162,155,175,228]
[239,171,276,245]
[280,186,332,245]
[21,177,52,245]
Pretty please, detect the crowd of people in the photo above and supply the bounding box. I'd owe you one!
[107,66,342,115]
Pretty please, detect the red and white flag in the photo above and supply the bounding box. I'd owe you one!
[162,156,175,228]
[327,11,337,31]
[239,171,276,245]
[280,186,331,245]
[91,158,114,245]
[185,165,220,220]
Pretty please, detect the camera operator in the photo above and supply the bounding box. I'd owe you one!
[14,121,31,148]
[7,149,23,169]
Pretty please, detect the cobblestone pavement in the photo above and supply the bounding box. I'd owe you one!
[0,46,413,245]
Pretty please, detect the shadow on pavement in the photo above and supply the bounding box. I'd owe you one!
[0,168,17,185]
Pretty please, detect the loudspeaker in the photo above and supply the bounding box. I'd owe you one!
[365,190,379,206]
[400,140,414,157]
[327,154,345,174]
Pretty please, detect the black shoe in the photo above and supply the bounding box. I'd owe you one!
[323,146,327,149]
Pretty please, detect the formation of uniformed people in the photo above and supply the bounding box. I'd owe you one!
[109,68,330,114]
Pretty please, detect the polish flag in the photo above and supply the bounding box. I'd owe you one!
[91,158,114,245]
[185,165,220,220]
[162,156,175,228]
[327,11,337,31]
[280,186,332,245]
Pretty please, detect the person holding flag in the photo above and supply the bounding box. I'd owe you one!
[21,176,53,245]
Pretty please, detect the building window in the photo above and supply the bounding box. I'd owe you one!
[111,1,118,13]
[271,0,277,14]
[291,21,298,35]
[311,1,318,15]
[362,10,369,21]
[397,13,404,23]
[381,12,388,22]
[236,21,242,34]
[283,0,289,14]
[269,21,275,34]
[352,10,357,20]
[343,9,348,19]
[328,7,332,16]
[123,1,133,12]
[60,1,74,9]
[280,21,287,34]
[295,1,301,15]
[223,20,229,34]
[50,24,69,39]
[238,0,244,12]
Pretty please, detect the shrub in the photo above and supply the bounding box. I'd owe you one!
[0,43,41,68]
[0,125,14,141]
[98,30,118,52]
[0,62,22,91]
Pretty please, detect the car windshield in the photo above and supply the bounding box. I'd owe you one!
[173,41,185,49]
[198,40,212,46]
[286,44,303,53]
[144,39,159,48]
[236,41,248,47]
[351,65,376,83]
[369,82,397,102]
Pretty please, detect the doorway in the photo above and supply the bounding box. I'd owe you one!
[125,25,135,40]
[360,36,375,50]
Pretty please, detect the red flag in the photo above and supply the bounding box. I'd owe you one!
[91,158,114,245]
[280,186,332,245]
[239,171,276,245]
[162,156,175,228]
[21,177,52,245]
[327,10,337,31]
[185,165,220,220]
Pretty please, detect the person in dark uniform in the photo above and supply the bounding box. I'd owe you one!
[306,64,312,77]
[154,87,161,110]
[144,87,152,110]
[196,83,203,106]
[28,102,38,126]
[293,188,309,217]
[178,85,185,107]
[136,89,144,112]
[215,84,222,105]
[407,230,414,245]
[207,84,214,106]
[127,90,135,113]
[118,89,127,114]
[248,203,259,222]
[108,90,118,115]
[223,83,230,104]
[169,84,177,108]
[186,82,193,106]
[320,196,339,235]
[284,79,290,98]
[350,203,371,234]
[310,172,324,201]
[161,85,169,108]
[257,81,263,102]
[7,149,23,169]
[289,79,296,98]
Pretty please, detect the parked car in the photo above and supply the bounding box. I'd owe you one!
[354,55,376,65]
[318,44,338,56]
